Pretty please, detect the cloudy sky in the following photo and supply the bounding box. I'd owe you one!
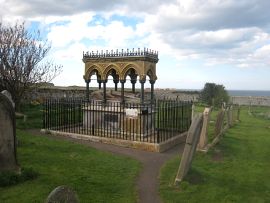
[1,0,270,90]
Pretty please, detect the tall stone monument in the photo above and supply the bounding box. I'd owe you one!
[0,90,19,172]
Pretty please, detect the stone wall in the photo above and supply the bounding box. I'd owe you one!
[25,86,87,102]
[231,96,270,106]
[25,86,200,102]
[27,86,270,106]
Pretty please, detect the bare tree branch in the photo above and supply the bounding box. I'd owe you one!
[0,21,62,111]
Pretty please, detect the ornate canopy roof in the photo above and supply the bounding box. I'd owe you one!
[83,48,159,82]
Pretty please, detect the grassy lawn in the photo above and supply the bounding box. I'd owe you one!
[159,106,270,203]
[16,103,43,129]
[0,130,141,202]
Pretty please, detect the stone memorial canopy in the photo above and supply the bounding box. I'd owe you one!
[82,48,159,103]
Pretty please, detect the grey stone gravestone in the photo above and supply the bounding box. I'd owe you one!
[197,107,212,150]
[1,90,15,108]
[46,185,79,203]
[175,114,203,184]
[237,105,240,121]
[0,91,19,171]
[214,109,225,138]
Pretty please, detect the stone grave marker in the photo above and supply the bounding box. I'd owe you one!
[45,185,79,203]
[197,107,212,150]
[236,105,240,121]
[214,109,225,138]
[1,90,15,108]
[0,91,19,171]
[229,106,234,126]
[175,114,203,184]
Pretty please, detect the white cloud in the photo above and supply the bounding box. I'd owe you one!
[1,0,270,89]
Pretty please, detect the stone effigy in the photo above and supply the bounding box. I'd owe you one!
[0,90,19,172]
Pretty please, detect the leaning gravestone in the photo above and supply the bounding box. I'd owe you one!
[0,91,19,171]
[197,107,212,150]
[214,109,225,138]
[46,185,79,203]
[175,114,203,184]
[1,90,15,108]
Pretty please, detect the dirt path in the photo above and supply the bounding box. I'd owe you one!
[27,129,185,203]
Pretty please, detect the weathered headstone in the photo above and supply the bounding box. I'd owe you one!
[197,107,212,150]
[175,114,203,184]
[229,106,233,126]
[236,105,240,121]
[45,185,79,203]
[0,91,19,172]
[214,109,225,138]
[1,90,15,108]
[191,104,195,121]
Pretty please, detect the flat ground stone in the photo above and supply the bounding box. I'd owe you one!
[46,185,79,203]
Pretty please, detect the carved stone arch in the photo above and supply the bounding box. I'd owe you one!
[120,63,141,81]
[83,48,159,103]
[146,69,157,81]
[139,74,147,82]
[84,65,102,81]
[102,64,121,80]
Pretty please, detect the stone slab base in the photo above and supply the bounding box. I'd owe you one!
[40,129,187,153]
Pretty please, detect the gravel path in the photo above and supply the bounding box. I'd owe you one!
[27,129,185,203]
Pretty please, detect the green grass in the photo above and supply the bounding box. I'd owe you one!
[250,106,270,120]
[159,106,270,203]
[0,130,141,203]
[16,103,43,129]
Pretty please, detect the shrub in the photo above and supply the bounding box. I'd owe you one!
[0,167,39,187]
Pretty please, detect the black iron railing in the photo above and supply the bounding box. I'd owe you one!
[43,99,192,143]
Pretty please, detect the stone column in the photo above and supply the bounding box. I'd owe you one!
[120,80,125,104]
[150,80,155,102]
[103,80,107,103]
[130,79,136,94]
[85,79,90,102]
[97,75,102,90]
[140,79,145,104]
[114,79,119,91]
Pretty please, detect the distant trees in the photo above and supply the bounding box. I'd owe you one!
[0,21,62,111]
[200,83,229,107]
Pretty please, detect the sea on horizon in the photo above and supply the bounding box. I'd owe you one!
[228,90,270,97]
[178,89,270,97]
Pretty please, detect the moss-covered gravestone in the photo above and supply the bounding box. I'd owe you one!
[46,186,79,203]
[0,91,19,172]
